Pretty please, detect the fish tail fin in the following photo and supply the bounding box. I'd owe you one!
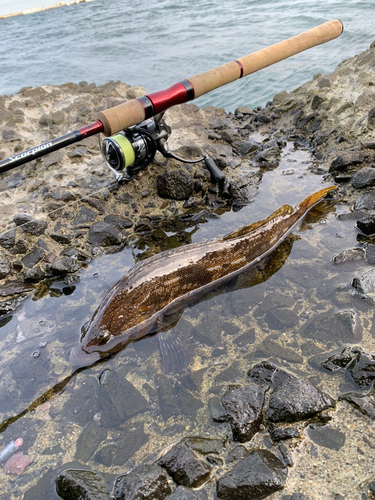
[297,185,337,212]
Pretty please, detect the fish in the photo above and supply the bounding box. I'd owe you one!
[70,186,336,368]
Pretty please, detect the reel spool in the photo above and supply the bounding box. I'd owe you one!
[101,114,225,184]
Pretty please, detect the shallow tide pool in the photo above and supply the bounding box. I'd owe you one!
[1,141,374,499]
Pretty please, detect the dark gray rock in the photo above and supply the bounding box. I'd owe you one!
[367,244,375,264]
[255,339,303,364]
[50,256,81,275]
[352,268,375,293]
[0,257,11,278]
[55,469,110,500]
[24,266,46,283]
[88,222,123,246]
[347,349,375,389]
[50,233,74,244]
[216,449,288,500]
[0,229,16,249]
[113,463,172,500]
[299,309,361,343]
[97,422,149,466]
[357,215,375,235]
[14,214,47,236]
[247,362,296,389]
[340,391,375,419]
[21,248,45,268]
[185,437,225,456]
[329,151,367,172]
[306,424,346,451]
[75,422,107,462]
[352,167,375,189]
[208,396,228,423]
[72,206,97,226]
[221,383,266,442]
[9,239,28,255]
[165,486,198,499]
[311,93,327,110]
[157,170,194,200]
[158,442,211,488]
[104,215,133,229]
[240,139,260,156]
[270,427,301,442]
[354,191,375,210]
[267,378,335,423]
[264,308,300,331]
[332,248,366,264]
[321,347,354,372]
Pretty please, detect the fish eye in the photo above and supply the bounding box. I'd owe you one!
[99,332,110,345]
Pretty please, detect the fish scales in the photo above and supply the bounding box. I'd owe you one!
[70,186,335,368]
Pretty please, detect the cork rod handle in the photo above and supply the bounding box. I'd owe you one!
[97,19,343,136]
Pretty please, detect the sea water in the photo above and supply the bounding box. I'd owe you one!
[0,0,374,110]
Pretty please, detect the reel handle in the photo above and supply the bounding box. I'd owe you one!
[97,19,343,136]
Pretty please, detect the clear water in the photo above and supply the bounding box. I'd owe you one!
[0,0,374,110]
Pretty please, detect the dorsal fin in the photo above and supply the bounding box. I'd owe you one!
[223,204,295,241]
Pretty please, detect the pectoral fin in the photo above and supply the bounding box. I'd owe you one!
[158,326,192,375]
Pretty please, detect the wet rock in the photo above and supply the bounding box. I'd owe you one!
[352,268,375,293]
[75,422,107,462]
[184,437,225,456]
[165,486,198,499]
[254,141,280,163]
[332,248,366,264]
[50,256,81,275]
[55,468,110,500]
[217,448,288,500]
[71,206,97,226]
[299,309,361,343]
[354,191,375,210]
[50,233,73,245]
[0,229,16,249]
[352,167,375,189]
[247,362,296,389]
[270,426,301,442]
[158,442,211,488]
[157,170,194,200]
[208,396,228,423]
[113,463,172,500]
[21,248,45,268]
[255,339,303,364]
[14,214,47,236]
[214,361,242,385]
[321,347,354,371]
[264,307,300,331]
[306,424,346,451]
[0,279,34,296]
[346,349,375,389]
[240,138,260,156]
[221,383,266,442]
[357,215,375,235]
[367,244,375,264]
[228,178,258,205]
[24,266,46,283]
[0,257,11,279]
[329,151,367,172]
[339,391,375,419]
[88,222,123,246]
[267,378,334,423]
[155,373,203,421]
[99,371,149,428]
[104,214,133,229]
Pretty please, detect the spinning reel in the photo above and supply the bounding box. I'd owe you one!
[100,113,225,184]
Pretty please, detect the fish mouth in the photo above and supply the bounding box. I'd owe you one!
[69,344,104,369]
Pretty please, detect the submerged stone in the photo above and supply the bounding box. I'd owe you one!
[217,448,287,500]
[247,362,295,389]
[113,463,172,500]
[340,391,375,419]
[267,378,335,423]
[55,469,110,500]
[321,347,354,372]
[158,442,211,488]
[346,349,375,389]
[75,422,107,462]
[299,309,361,343]
[352,268,375,293]
[306,424,346,451]
[221,383,266,443]
[184,437,225,456]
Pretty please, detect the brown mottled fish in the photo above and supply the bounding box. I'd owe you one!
[70,186,335,368]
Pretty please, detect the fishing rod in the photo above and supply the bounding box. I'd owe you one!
[0,19,343,183]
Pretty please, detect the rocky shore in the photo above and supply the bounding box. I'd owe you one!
[2,39,375,500]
